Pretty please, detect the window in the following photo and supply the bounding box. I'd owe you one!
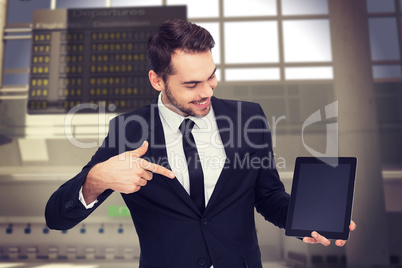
[373,65,402,79]
[224,0,277,17]
[3,40,32,69]
[366,0,395,13]
[285,67,333,80]
[6,0,50,24]
[281,0,328,15]
[2,38,31,86]
[224,21,279,64]
[167,0,219,18]
[226,68,280,81]
[56,0,106,9]
[2,73,30,86]
[366,0,402,80]
[197,22,221,64]
[369,18,400,61]
[218,0,332,81]
[164,0,332,81]
[282,19,332,63]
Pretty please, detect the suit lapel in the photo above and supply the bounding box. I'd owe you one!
[147,103,202,216]
[204,97,238,214]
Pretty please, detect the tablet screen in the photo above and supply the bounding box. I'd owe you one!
[285,157,357,240]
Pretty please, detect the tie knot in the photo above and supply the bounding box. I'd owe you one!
[179,119,195,135]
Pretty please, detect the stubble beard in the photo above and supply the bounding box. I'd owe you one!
[164,84,209,118]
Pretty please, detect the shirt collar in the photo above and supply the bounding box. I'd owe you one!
[157,93,214,133]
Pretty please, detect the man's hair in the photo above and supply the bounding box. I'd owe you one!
[147,18,215,82]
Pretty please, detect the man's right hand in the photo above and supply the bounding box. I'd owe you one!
[82,141,175,204]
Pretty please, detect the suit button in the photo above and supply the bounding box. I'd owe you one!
[201,218,208,225]
[198,258,206,266]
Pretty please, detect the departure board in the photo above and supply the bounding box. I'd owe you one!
[28,6,186,114]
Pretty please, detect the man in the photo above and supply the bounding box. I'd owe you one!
[46,19,355,267]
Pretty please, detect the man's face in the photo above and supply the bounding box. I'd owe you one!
[161,50,217,118]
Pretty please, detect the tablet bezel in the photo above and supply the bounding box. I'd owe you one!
[285,157,357,240]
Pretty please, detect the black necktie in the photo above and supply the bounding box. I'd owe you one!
[179,119,205,213]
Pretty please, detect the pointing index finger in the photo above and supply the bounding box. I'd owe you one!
[141,159,175,179]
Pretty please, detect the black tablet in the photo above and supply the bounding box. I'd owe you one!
[285,157,357,240]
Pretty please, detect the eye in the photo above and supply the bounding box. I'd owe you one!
[187,83,198,89]
[208,74,216,80]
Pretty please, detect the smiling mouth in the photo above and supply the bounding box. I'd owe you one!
[191,98,210,110]
[194,100,208,105]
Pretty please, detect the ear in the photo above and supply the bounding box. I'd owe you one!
[148,70,165,92]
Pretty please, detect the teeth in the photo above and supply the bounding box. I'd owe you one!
[196,100,207,105]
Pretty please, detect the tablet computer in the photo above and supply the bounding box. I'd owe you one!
[285,157,357,240]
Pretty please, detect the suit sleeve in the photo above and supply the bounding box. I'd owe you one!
[45,118,118,230]
[253,104,290,229]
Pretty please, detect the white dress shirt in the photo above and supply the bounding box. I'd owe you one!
[157,93,226,206]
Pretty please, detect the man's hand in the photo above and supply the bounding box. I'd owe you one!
[83,141,175,204]
[302,220,356,247]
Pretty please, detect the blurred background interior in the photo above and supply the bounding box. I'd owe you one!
[0,0,401,267]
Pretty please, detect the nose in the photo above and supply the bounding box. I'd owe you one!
[199,79,216,98]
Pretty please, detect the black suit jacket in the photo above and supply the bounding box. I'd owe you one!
[45,97,290,268]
